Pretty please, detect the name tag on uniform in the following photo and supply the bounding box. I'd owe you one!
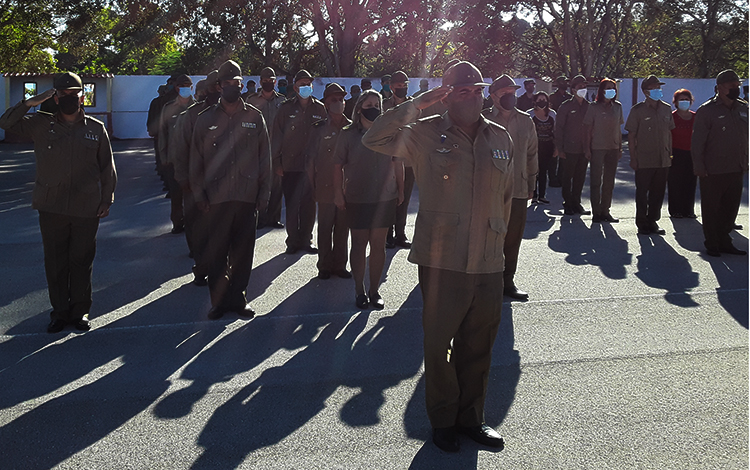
[242,122,256,128]
[740,112,747,118]
[84,132,99,142]
[492,149,509,160]
[313,115,323,119]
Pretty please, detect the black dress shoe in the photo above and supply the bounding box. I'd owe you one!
[719,245,747,255]
[334,269,352,279]
[685,213,698,219]
[270,222,285,229]
[651,226,666,235]
[256,221,267,229]
[670,213,684,219]
[47,319,66,333]
[74,315,91,331]
[563,206,575,215]
[591,215,602,223]
[385,238,396,249]
[733,223,743,230]
[193,274,208,286]
[284,246,298,255]
[637,227,652,235]
[433,427,460,453]
[318,270,331,280]
[171,225,185,234]
[208,307,226,320]
[301,244,319,254]
[457,424,505,449]
[369,291,384,310]
[504,286,529,300]
[395,237,412,248]
[706,249,721,257]
[235,305,256,318]
[356,294,369,309]
[602,214,619,223]
[576,205,591,215]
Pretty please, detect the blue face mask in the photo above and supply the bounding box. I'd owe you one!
[298,85,313,99]
[178,87,192,99]
[278,86,287,95]
[604,89,616,100]
[677,100,691,111]
[648,89,663,101]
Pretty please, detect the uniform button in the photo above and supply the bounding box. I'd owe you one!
[291,126,295,130]
[48,145,51,149]
[443,175,449,180]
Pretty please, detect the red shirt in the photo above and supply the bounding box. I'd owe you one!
[671,110,695,151]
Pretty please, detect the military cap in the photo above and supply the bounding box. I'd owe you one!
[260,67,276,80]
[247,79,256,85]
[54,72,82,91]
[640,75,665,89]
[570,75,588,88]
[391,71,409,84]
[218,60,243,81]
[195,79,207,93]
[716,69,740,85]
[381,74,392,81]
[323,82,347,100]
[294,69,313,83]
[524,78,536,85]
[554,76,568,87]
[206,70,219,84]
[443,62,488,88]
[489,74,520,94]
[175,74,193,86]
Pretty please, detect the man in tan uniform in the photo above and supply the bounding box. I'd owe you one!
[484,74,539,301]
[189,60,272,319]
[692,69,749,256]
[0,72,117,333]
[247,67,286,230]
[272,70,327,254]
[363,61,511,453]
[625,75,674,235]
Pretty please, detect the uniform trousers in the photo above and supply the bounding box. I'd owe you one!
[503,198,528,288]
[38,211,99,322]
[562,152,588,209]
[535,141,555,199]
[699,172,743,251]
[316,202,349,272]
[206,201,257,310]
[164,163,184,229]
[282,171,316,249]
[183,189,210,277]
[635,167,668,231]
[589,149,619,217]
[418,266,504,428]
[259,173,283,226]
[392,166,415,240]
[667,148,697,216]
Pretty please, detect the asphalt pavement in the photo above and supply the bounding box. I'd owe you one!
[0,139,747,469]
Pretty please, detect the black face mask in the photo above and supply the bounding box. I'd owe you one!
[394,88,408,99]
[535,101,548,109]
[221,85,242,103]
[360,107,381,122]
[727,87,741,101]
[57,94,81,115]
[261,82,275,92]
[499,93,516,111]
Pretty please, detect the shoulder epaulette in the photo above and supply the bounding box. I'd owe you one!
[312,118,328,127]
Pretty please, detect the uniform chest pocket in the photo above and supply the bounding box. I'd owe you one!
[428,153,458,184]
[490,157,510,192]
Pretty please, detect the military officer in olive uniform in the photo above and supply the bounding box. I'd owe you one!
[172,70,219,286]
[272,69,327,254]
[0,72,117,333]
[691,69,749,256]
[363,61,511,453]
[247,67,286,230]
[189,60,272,319]
[307,83,352,279]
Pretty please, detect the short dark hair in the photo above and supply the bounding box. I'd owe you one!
[672,88,693,105]
[596,78,618,103]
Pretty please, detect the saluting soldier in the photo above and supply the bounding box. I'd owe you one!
[363,61,511,453]
[272,69,327,254]
[159,74,195,235]
[383,70,415,249]
[691,69,749,256]
[189,60,272,319]
[0,72,117,333]
[247,67,286,230]
[484,74,539,301]
[307,83,352,280]
[172,70,219,286]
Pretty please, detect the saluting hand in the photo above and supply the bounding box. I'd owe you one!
[26,89,57,108]
[413,86,453,111]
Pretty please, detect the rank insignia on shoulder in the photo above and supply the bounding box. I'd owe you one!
[436,148,451,154]
[242,122,256,128]
[208,125,219,130]
[492,149,509,160]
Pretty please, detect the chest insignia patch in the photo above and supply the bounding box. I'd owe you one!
[644,117,651,121]
[208,125,219,130]
[492,149,510,160]
[718,115,725,119]
[571,110,576,114]
[324,135,333,140]
[440,134,447,144]
[242,122,256,128]
[289,114,297,119]
[84,132,99,142]
[436,148,451,154]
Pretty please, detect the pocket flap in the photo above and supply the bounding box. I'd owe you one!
[488,217,507,234]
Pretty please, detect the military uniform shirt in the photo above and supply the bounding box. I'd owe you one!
[272,96,327,172]
[159,96,195,165]
[172,100,212,185]
[583,101,624,150]
[189,102,272,205]
[691,97,749,175]
[307,115,351,204]
[484,106,539,198]
[554,97,590,154]
[0,101,117,218]
[362,101,515,274]
[245,91,286,139]
[625,100,674,168]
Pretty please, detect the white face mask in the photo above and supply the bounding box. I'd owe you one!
[576,88,587,99]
